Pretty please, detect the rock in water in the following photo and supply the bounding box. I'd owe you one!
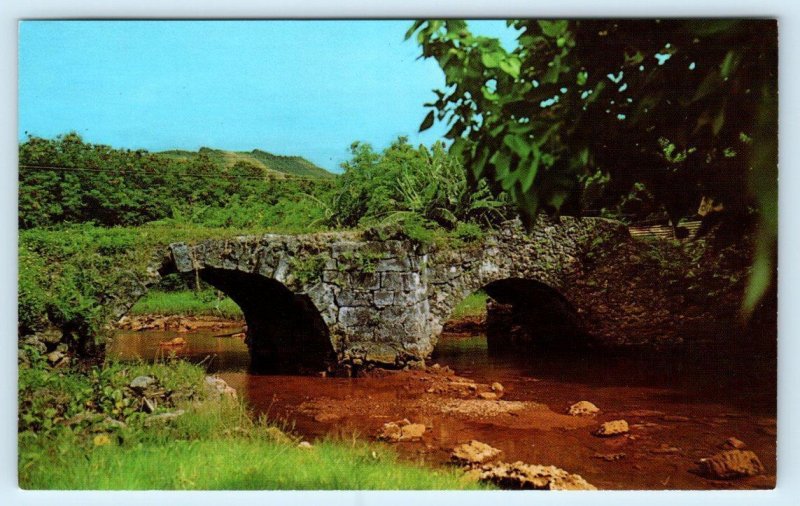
[479,461,597,490]
[451,440,503,465]
[698,450,765,479]
[593,420,629,437]
[491,382,505,394]
[722,437,747,450]
[568,401,599,416]
[377,419,426,442]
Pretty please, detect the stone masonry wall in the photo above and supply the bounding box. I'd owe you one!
[107,216,630,369]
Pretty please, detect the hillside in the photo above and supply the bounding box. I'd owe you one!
[157,147,335,179]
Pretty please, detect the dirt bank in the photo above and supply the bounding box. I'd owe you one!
[117,314,243,333]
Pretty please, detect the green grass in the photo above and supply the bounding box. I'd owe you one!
[21,435,482,490]
[18,354,485,490]
[129,290,243,319]
[449,291,488,320]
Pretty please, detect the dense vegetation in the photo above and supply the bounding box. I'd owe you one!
[18,348,482,490]
[158,147,335,179]
[18,134,512,346]
[410,19,777,313]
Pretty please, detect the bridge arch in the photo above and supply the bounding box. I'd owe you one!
[106,217,630,371]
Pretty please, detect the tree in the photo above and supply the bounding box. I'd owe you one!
[409,19,777,314]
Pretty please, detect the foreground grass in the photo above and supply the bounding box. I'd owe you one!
[129,289,243,319]
[18,352,484,490]
[22,434,480,490]
[449,291,488,321]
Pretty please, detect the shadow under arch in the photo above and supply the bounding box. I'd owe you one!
[442,277,591,355]
[181,267,336,374]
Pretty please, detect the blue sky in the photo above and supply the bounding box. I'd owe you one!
[19,20,517,173]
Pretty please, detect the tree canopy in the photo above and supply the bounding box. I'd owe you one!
[409,19,777,314]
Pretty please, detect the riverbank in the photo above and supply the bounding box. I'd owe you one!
[17,347,485,490]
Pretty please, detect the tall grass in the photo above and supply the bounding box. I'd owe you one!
[19,354,486,490]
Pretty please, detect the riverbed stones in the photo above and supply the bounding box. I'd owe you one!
[478,461,597,490]
[722,437,747,450]
[451,440,503,465]
[697,450,765,479]
[593,419,629,437]
[568,401,599,416]
[377,419,426,442]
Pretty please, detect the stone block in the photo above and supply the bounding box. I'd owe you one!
[338,306,375,328]
[376,256,411,272]
[373,290,395,308]
[336,290,373,307]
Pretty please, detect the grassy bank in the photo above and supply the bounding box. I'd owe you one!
[129,289,243,319]
[449,291,488,321]
[18,350,484,490]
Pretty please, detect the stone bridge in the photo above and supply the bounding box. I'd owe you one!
[115,217,631,373]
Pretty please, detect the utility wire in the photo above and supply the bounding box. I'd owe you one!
[18,163,334,182]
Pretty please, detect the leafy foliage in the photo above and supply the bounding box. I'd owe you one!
[409,19,777,313]
[327,137,514,230]
[19,133,335,231]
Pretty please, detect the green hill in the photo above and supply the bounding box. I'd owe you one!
[157,147,335,179]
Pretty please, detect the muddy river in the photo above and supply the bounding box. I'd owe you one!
[109,326,776,490]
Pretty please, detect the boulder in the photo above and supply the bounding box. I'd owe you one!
[478,392,498,400]
[451,440,503,466]
[129,375,157,391]
[491,382,505,394]
[298,441,314,449]
[698,450,765,479]
[479,461,597,490]
[204,376,238,400]
[20,335,46,354]
[568,401,599,416]
[377,419,426,442]
[593,420,629,437]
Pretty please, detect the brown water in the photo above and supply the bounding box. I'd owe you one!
[109,328,777,490]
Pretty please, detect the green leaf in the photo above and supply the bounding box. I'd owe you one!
[720,49,741,80]
[503,134,531,159]
[481,86,500,102]
[499,56,521,78]
[576,71,588,86]
[490,150,512,180]
[712,108,725,136]
[537,20,568,38]
[481,50,504,69]
[692,70,722,102]
[419,110,435,132]
[520,147,541,192]
[405,20,424,40]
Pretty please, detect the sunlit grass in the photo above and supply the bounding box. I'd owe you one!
[18,357,486,491]
[449,291,488,320]
[129,290,243,319]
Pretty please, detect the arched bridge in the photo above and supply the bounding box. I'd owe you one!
[115,217,632,372]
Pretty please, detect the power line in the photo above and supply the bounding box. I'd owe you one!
[18,164,335,182]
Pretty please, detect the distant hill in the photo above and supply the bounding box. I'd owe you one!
[157,147,335,179]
